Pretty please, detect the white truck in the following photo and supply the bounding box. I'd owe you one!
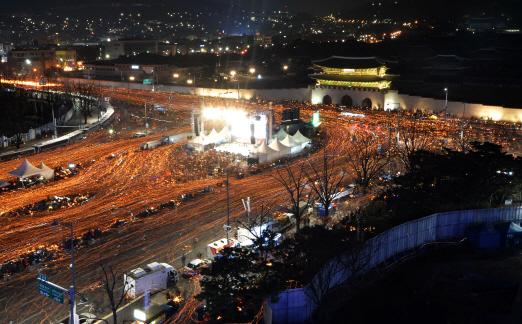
[124,262,179,298]
[236,213,296,246]
[160,132,188,145]
[139,140,162,151]
[206,238,241,259]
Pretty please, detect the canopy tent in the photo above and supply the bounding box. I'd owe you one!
[274,128,288,142]
[218,126,231,141]
[7,159,44,179]
[251,140,279,163]
[466,223,500,249]
[292,130,311,148]
[281,134,303,154]
[37,162,55,180]
[205,129,226,145]
[269,138,291,156]
[494,222,522,247]
[187,134,207,152]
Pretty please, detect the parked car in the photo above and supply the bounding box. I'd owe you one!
[133,132,148,138]
[182,259,211,278]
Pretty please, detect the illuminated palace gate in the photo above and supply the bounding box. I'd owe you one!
[310,56,394,107]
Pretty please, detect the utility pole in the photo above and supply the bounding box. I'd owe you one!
[145,103,147,135]
[396,109,400,143]
[226,171,230,247]
[443,87,448,122]
[242,197,252,223]
[387,126,392,177]
[460,102,466,143]
[69,224,77,324]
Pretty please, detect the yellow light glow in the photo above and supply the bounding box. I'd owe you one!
[187,79,193,84]
[173,73,179,78]
[249,68,255,74]
[129,76,135,81]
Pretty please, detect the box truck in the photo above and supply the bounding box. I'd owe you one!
[124,262,179,298]
[236,213,295,246]
[139,140,162,151]
[206,238,240,259]
[160,132,188,145]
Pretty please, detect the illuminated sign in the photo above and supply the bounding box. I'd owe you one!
[343,69,355,73]
[131,65,139,70]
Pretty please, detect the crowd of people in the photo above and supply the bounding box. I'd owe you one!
[0,249,57,280]
[1,194,91,220]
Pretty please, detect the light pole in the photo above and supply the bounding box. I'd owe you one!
[51,220,78,324]
[226,170,230,247]
[443,87,448,122]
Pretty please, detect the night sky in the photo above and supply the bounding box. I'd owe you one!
[5,0,363,16]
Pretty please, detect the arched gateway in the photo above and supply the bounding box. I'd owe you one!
[341,95,353,107]
[362,98,372,108]
[322,95,332,105]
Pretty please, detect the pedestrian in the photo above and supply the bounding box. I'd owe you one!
[181,254,186,268]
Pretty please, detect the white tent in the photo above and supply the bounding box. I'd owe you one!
[292,130,311,148]
[37,162,55,180]
[274,128,288,141]
[251,140,279,163]
[187,134,207,152]
[7,159,43,179]
[205,128,226,145]
[269,138,291,156]
[218,126,230,141]
[281,134,303,154]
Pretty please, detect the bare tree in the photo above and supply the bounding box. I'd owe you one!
[272,160,314,233]
[75,84,97,124]
[308,139,347,219]
[344,132,387,195]
[396,113,434,174]
[235,204,276,259]
[99,263,130,324]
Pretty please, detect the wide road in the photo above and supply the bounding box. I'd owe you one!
[0,89,355,323]
[1,85,520,323]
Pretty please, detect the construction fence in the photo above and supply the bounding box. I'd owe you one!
[265,206,522,324]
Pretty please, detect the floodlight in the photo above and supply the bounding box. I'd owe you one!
[134,309,146,321]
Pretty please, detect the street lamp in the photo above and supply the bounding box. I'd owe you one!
[249,68,255,75]
[443,88,448,122]
[283,65,288,70]
[230,71,236,80]
[51,220,79,324]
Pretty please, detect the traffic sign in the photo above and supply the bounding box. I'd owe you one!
[143,79,152,85]
[38,273,48,281]
[38,281,64,304]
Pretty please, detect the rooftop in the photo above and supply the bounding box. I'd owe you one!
[312,56,396,69]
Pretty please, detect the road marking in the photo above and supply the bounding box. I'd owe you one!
[20,310,43,324]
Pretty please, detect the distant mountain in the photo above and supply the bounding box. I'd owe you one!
[340,0,522,24]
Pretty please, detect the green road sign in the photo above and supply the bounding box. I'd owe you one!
[39,281,64,304]
[38,273,47,281]
[143,79,152,85]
